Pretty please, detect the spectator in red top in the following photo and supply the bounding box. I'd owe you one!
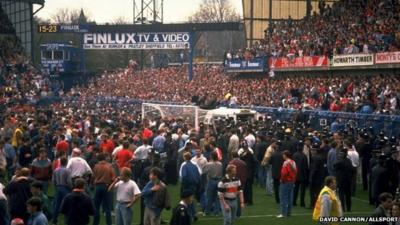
[100,134,115,156]
[56,135,69,155]
[142,127,153,139]
[329,99,342,112]
[115,141,134,171]
[278,150,297,218]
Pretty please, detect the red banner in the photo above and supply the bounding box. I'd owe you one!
[269,56,328,69]
[375,51,400,64]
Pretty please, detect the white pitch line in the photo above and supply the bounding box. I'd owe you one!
[199,211,372,221]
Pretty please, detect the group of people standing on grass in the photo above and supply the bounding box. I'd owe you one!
[1,100,399,225]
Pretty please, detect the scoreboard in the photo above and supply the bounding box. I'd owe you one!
[38,24,89,33]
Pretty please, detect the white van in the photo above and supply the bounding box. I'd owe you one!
[203,107,261,125]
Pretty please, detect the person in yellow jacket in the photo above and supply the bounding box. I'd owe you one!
[12,123,24,149]
[313,176,343,224]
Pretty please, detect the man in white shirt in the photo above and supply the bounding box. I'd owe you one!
[228,130,239,159]
[345,141,359,196]
[191,148,207,173]
[66,148,92,180]
[244,131,256,149]
[135,138,152,160]
[109,167,141,225]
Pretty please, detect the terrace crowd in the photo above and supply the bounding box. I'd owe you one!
[226,0,400,60]
[69,66,400,115]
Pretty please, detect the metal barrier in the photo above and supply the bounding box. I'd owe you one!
[60,97,400,136]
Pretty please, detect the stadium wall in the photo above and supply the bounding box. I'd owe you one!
[0,0,34,59]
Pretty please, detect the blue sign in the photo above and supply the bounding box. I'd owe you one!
[225,57,267,73]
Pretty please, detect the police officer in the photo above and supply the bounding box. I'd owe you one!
[309,142,327,208]
[170,190,194,225]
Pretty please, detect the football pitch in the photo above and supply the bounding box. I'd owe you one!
[52,182,374,225]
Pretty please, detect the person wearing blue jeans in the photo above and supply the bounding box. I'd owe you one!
[115,202,133,225]
[279,183,295,217]
[92,153,115,225]
[218,164,244,225]
[53,185,70,224]
[52,156,72,225]
[93,184,113,225]
[203,152,223,216]
[205,178,221,215]
[277,151,297,218]
[257,164,266,187]
[265,166,274,195]
[180,152,201,220]
[109,167,141,225]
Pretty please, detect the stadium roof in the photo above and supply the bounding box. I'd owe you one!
[1,0,44,5]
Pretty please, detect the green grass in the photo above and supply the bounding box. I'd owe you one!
[51,182,375,225]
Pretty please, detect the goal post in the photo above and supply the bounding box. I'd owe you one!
[142,103,209,130]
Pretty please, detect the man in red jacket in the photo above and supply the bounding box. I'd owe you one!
[55,135,69,155]
[278,150,297,218]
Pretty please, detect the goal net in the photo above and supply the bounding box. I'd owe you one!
[142,103,208,129]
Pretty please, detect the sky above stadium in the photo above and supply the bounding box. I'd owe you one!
[34,0,243,23]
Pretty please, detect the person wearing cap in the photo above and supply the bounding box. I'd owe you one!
[293,141,308,208]
[26,197,48,225]
[309,142,327,209]
[370,156,390,206]
[60,178,95,225]
[218,164,244,225]
[66,148,92,184]
[170,190,194,225]
[356,133,372,191]
[333,149,354,212]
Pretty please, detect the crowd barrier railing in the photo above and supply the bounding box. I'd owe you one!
[59,96,400,136]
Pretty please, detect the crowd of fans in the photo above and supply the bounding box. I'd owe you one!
[0,66,400,224]
[68,66,400,115]
[0,1,399,224]
[226,0,400,60]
